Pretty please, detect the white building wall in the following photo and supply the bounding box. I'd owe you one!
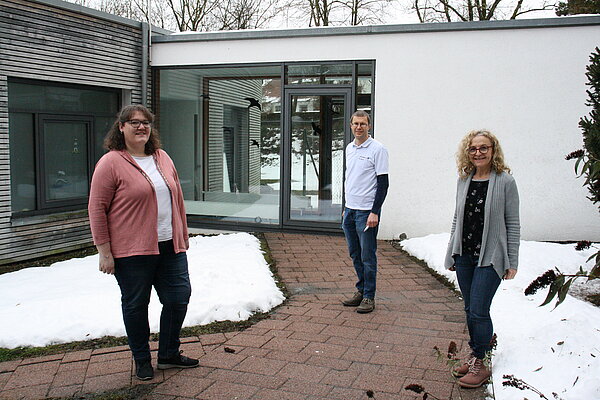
[152,21,600,241]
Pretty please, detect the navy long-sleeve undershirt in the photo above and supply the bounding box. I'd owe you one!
[371,174,389,216]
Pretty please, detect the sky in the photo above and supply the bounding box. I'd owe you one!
[1,232,598,399]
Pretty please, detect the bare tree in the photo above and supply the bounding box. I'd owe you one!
[410,0,556,22]
[165,0,217,31]
[341,0,389,25]
[211,0,283,30]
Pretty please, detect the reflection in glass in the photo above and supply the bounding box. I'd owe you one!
[9,113,35,212]
[158,67,282,224]
[43,121,89,202]
[289,95,345,222]
[286,64,353,85]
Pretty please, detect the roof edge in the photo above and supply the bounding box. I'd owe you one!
[29,0,172,34]
[152,15,600,43]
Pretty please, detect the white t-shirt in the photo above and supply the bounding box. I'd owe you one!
[344,136,389,210]
[132,155,173,242]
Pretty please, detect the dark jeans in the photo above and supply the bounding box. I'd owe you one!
[114,240,191,362]
[342,207,379,300]
[454,254,501,359]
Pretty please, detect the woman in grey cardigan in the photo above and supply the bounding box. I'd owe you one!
[445,130,520,389]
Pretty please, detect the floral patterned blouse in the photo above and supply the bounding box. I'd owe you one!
[462,179,489,256]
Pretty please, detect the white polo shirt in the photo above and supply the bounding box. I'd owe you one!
[344,136,389,210]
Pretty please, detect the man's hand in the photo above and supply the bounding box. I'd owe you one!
[366,212,379,228]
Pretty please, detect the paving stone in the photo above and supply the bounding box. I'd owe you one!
[301,342,347,359]
[326,386,365,400]
[86,357,131,377]
[206,368,286,389]
[47,384,82,398]
[250,388,309,400]
[57,360,89,373]
[0,360,20,374]
[20,354,63,366]
[3,362,60,389]
[195,380,260,399]
[196,351,246,369]
[81,371,131,394]
[0,371,9,390]
[152,375,213,398]
[52,369,87,387]
[0,383,50,399]
[262,337,309,353]
[280,378,333,397]
[198,333,228,346]
[277,362,331,383]
[233,355,287,376]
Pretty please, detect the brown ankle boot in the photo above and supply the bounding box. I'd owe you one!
[458,358,491,388]
[452,355,475,377]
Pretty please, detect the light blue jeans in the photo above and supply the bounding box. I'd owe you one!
[454,254,501,359]
[342,208,379,300]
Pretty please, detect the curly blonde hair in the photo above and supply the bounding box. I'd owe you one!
[456,130,511,178]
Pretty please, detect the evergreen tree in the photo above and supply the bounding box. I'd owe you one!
[556,0,600,16]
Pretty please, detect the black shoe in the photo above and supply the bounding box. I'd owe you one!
[157,351,199,370]
[135,359,154,381]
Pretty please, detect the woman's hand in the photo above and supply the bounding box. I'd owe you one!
[503,268,517,280]
[99,254,115,275]
[96,243,115,275]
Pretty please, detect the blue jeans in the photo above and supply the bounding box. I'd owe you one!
[114,240,191,362]
[454,254,501,359]
[342,208,378,300]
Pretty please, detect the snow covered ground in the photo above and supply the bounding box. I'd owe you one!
[0,233,284,349]
[402,233,600,400]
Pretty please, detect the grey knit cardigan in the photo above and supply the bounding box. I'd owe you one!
[444,170,521,279]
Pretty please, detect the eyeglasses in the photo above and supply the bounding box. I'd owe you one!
[126,120,152,128]
[351,122,369,128]
[468,145,493,155]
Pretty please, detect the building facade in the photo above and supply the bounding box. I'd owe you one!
[0,0,161,265]
[2,0,599,266]
[151,17,600,241]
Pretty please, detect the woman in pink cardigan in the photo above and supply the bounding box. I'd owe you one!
[88,105,197,381]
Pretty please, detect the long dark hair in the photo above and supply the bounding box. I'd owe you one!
[104,104,161,155]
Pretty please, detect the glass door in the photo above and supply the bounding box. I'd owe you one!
[283,88,351,229]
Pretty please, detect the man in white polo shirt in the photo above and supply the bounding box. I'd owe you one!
[341,110,389,313]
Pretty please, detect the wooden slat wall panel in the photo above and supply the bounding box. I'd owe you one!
[0,0,147,265]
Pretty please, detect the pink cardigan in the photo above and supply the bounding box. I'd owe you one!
[88,149,189,258]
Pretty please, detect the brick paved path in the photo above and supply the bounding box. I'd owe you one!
[0,233,488,399]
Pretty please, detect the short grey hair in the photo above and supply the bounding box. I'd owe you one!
[350,110,371,125]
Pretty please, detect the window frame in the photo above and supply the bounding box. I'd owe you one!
[8,78,121,218]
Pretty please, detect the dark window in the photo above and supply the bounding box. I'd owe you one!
[8,79,120,215]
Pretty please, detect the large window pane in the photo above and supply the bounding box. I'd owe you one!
[289,95,345,222]
[42,120,90,203]
[9,113,35,212]
[286,64,353,85]
[159,66,282,225]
